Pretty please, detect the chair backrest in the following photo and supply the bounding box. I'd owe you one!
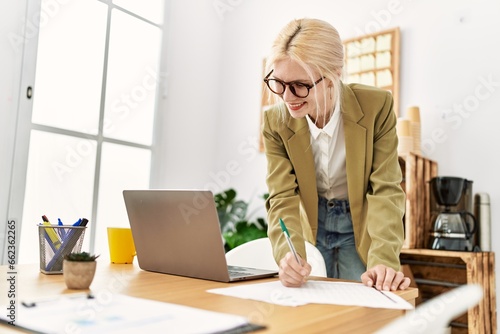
[374,284,483,334]
[225,237,327,277]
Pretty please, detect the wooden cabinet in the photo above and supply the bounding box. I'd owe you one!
[399,153,438,249]
[401,249,497,333]
[398,156,497,333]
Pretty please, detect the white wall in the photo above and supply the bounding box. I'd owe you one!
[154,0,224,190]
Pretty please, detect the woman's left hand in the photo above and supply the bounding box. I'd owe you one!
[361,264,411,291]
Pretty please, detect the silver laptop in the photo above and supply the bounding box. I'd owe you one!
[123,189,278,282]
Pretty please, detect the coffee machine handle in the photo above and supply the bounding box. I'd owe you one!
[461,211,477,237]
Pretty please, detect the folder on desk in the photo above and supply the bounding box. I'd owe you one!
[0,293,265,334]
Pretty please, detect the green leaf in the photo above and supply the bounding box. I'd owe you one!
[223,221,267,250]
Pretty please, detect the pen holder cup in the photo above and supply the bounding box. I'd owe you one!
[38,225,87,274]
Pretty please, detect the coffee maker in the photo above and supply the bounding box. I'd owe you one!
[428,176,478,251]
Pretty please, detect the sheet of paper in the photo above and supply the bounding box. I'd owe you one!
[208,281,414,310]
[1,294,252,334]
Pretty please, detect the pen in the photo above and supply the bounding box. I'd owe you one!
[22,292,94,308]
[373,286,397,303]
[279,218,300,264]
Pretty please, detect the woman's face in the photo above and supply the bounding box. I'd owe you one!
[271,58,332,125]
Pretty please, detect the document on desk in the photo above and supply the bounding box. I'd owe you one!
[208,281,414,310]
[1,293,262,333]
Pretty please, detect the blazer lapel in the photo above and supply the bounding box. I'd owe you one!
[287,117,316,185]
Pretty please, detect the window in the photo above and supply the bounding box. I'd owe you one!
[18,0,164,264]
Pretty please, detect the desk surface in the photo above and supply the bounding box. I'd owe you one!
[0,263,418,334]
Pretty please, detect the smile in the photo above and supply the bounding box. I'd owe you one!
[287,102,305,111]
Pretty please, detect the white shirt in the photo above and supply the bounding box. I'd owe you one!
[306,102,348,200]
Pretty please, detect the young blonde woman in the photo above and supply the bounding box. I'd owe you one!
[262,18,410,291]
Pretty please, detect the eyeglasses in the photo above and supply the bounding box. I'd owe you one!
[263,70,325,98]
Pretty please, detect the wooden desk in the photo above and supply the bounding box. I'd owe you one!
[0,263,418,333]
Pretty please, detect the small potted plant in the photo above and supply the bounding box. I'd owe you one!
[63,252,99,290]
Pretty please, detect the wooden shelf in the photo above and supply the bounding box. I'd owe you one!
[401,249,497,334]
[343,27,400,116]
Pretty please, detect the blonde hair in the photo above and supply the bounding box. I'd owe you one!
[265,18,344,122]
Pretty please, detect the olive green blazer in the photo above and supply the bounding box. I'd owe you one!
[262,83,406,271]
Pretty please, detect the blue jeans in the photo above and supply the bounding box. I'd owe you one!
[315,197,366,281]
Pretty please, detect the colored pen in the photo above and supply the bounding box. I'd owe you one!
[279,218,300,264]
[57,218,66,239]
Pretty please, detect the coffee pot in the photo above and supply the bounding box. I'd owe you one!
[429,177,478,251]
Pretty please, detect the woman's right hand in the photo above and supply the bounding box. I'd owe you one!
[278,252,311,287]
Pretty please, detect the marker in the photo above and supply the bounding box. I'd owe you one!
[41,215,62,250]
[279,218,300,264]
[57,218,66,239]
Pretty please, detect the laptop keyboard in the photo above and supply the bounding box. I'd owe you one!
[228,266,253,277]
[228,271,251,277]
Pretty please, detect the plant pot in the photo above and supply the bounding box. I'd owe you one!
[63,260,97,290]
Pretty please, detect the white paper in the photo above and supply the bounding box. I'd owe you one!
[208,281,414,310]
[2,294,250,334]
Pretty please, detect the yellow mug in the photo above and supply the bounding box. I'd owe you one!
[107,227,136,264]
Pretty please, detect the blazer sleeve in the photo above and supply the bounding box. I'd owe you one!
[261,108,307,264]
[363,90,406,270]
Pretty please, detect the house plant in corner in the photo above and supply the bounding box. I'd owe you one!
[63,252,99,290]
[214,188,268,251]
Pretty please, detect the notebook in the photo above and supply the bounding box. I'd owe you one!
[122,189,278,282]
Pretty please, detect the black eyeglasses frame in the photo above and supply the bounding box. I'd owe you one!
[263,69,325,98]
